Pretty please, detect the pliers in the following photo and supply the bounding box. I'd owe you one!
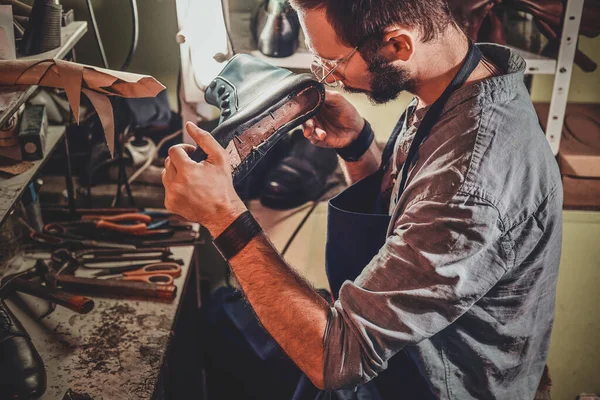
[44,213,169,236]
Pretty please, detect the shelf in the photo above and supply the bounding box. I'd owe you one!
[249,49,312,70]
[0,21,88,127]
[0,125,66,226]
[509,46,557,75]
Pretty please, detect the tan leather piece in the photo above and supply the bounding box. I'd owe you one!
[0,58,165,156]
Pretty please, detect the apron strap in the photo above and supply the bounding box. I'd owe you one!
[380,105,412,172]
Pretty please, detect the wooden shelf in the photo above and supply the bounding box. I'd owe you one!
[0,125,66,226]
[249,49,312,70]
[0,21,88,127]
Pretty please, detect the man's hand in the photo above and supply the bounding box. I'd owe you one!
[304,90,381,184]
[164,124,329,389]
[303,90,365,148]
[162,121,247,237]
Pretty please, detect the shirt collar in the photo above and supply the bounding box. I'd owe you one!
[409,43,527,122]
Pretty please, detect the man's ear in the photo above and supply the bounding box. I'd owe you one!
[379,29,415,62]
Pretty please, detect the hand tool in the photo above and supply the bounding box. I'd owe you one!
[101,262,182,285]
[19,216,136,250]
[80,212,191,231]
[43,206,139,215]
[128,231,200,248]
[0,261,95,315]
[10,278,94,314]
[93,261,183,276]
[45,213,156,236]
[50,248,177,273]
[30,230,136,250]
[55,275,177,299]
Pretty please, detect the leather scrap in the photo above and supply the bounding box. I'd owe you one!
[0,155,34,175]
[0,58,166,156]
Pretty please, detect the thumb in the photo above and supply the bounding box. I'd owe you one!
[186,121,225,164]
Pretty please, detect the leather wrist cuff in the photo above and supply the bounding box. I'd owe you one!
[335,119,374,162]
[213,211,263,260]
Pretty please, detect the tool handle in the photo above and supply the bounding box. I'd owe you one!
[57,275,177,299]
[124,263,182,278]
[13,279,95,314]
[122,274,174,285]
[84,213,152,223]
[190,147,208,162]
[43,222,67,235]
[96,221,148,234]
[30,231,63,245]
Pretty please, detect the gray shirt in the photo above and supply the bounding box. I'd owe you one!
[323,43,563,399]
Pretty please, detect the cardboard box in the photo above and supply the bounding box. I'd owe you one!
[534,103,600,210]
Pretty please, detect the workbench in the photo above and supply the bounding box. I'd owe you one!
[3,244,202,400]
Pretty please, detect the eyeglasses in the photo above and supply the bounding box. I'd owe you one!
[310,46,358,88]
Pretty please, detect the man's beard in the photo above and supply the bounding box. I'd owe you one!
[344,52,416,105]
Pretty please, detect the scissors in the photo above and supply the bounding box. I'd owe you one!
[103,262,182,285]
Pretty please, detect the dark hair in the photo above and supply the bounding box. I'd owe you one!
[289,0,455,46]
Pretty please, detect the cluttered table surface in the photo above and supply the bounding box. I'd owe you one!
[3,244,196,400]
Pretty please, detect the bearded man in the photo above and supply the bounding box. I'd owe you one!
[162,0,562,398]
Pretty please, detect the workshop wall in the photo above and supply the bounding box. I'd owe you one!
[42,0,599,112]
[531,36,600,103]
[31,0,182,108]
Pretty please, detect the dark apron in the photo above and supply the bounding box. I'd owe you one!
[293,41,482,400]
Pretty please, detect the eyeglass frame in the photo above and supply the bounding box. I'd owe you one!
[310,46,359,88]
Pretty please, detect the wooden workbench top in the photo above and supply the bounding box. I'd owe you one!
[4,245,195,400]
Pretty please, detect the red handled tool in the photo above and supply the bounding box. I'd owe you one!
[103,262,182,285]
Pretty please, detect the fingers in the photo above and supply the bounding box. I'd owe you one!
[167,145,192,170]
[303,119,315,139]
[315,127,327,141]
[179,144,197,155]
[303,118,327,145]
[185,121,225,164]
[161,158,177,189]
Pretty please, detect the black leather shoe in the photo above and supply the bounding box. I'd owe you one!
[190,54,325,186]
[260,130,338,209]
[0,299,46,400]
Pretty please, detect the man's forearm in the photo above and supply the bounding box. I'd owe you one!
[227,231,330,389]
[339,139,382,185]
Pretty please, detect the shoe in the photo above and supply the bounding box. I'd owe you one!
[190,54,325,186]
[260,129,338,209]
[0,299,46,399]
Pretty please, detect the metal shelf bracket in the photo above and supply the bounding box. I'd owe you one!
[545,0,585,155]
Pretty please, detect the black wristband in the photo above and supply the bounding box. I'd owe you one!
[213,211,263,260]
[335,119,374,162]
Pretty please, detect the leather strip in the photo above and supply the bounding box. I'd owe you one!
[213,211,263,260]
[335,120,374,162]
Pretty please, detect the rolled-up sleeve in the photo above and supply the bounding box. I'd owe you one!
[323,192,509,390]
